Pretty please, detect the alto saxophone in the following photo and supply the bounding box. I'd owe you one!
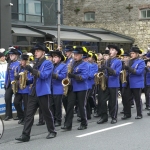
[11,67,18,94]
[120,69,127,84]
[62,60,72,96]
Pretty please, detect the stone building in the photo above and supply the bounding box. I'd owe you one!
[63,0,150,51]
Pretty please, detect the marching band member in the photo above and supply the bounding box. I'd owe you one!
[98,45,122,124]
[121,52,133,119]
[144,59,150,111]
[4,48,21,121]
[63,46,74,113]
[51,50,67,127]
[124,46,145,119]
[61,46,89,131]
[15,43,56,142]
[13,54,31,125]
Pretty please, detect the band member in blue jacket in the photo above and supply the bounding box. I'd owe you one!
[62,45,74,113]
[15,43,56,142]
[61,46,89,131]
[98,45,122,124]
[121,52,133,120]
[51,50,67,127]
[4,48,21,121]
[145,59,150,111]
[124,46,145,119]
[13,54,31,125]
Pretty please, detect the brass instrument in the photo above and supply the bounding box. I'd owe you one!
[62,60,72,96]
[11,67,18,94]
[19,70,28,90]
[120,69,127,84]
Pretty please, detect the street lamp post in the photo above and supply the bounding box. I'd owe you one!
[57,0,61,48]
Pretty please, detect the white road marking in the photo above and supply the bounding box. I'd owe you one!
[76,122,133,138]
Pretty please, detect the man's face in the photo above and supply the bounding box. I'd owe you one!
[147,61,150,67]
[130,52,138,59]
[123,56,130,62]
[98,54,103,60]
[20,60,27,67]
[0,56,5,62]
[74,53,82,61]
[9,54,18,61]
[65,51,72,57]
[88,57,93,62]
[34,49,45,59]
[109,48,117,58]
[53,55,61,64]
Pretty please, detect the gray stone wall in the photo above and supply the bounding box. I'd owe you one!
[63,0,150,51]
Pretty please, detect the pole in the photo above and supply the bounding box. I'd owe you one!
[57,0,61,47]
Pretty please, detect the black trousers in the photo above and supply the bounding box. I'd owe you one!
[51,95,63,123]
[97,87,109,119]
[14,93,28,119]
[131,88,142,116]
[86,89,92,119]
[62,96,68,113]
[5,86,13,117]
[64,90,88,128]
[22,95,56,136]
[144,87,150,107]
[38,106,45,123]
[109,88,118,119]
[122,86,133,116]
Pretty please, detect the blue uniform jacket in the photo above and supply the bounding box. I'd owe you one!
[17,66,31,94]
[71,61,89,92]
[145,67,150,86]
[90,63,98,86]
[52,63,67,95]
[29,60,53,96]
[65,57,73,66]
[5,61,20,88]
[129,58,145,88]
[108,58,122,88]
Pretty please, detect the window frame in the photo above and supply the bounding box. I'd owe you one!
[84,12,95,22]
[140,9,150,20]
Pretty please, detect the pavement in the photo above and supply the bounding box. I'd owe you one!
[0,94,150,150]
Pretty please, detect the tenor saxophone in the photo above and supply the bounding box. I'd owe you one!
[19,70,28,90]
[11,67,18,94]
[62,60,72,96]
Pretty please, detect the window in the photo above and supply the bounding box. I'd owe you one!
[140,9,150,19]
[84,12,95,22]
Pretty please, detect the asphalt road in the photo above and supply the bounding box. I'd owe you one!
[0,94,150,150]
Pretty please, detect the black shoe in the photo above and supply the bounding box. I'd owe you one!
[61,126,72,131]
[97,118,108,124]
[145,107,150,110]
[135,116,142,119]
[121,115,131,120]
[87,117,91,120]
[77,125,87,130]
[111,119,117,124]
[15,135,30,142]
[4,116,12,121]
[120,110,124,114]
[55,121,61,127]
[18,118,24,124]
[36,122,45,126]
[77,117,81,122]
[21,121,25,125]
[13,116,19,120]
[93,113,100,118]
[46,132,57,139]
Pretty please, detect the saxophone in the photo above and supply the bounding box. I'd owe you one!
[19,70,28,90]
[120,61,127,84]
[11,67,18,94]
[62,60,72,96]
